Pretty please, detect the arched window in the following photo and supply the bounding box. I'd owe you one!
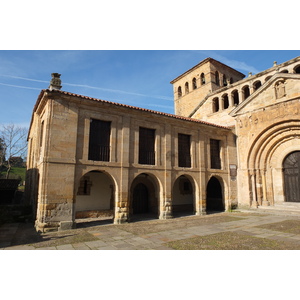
[253,81,262,91]
[192,77,197,90]
[294,65,300,74]
[232,90,239,106]
[265,76,272,82]
[178,86,182,98]
[230,77,233,84]
[201,73,206,85]
[242,85,250,100]
[185,82,189,94]
[215,71,220,86]
[222,94,229,109]
[280,69,288,73]
[223,74,227,86]
[212,97,219,113]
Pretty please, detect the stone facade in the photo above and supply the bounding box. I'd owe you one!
[26,55,300,232]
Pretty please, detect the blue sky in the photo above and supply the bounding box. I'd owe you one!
[0,50,299,128]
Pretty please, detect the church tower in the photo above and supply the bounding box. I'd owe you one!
[170,58,245,118]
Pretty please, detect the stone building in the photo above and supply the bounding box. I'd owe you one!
[26,56,300,232]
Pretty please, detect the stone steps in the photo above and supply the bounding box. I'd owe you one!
[237,203,300,217]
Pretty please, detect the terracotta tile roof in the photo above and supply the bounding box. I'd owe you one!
[36,89,230,130]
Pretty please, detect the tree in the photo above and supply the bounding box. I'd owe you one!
[0,124,28,179]
[0,137,5,168]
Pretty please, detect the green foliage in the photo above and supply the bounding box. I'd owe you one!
[0,167,26,182]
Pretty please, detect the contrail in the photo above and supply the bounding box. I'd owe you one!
[0,82,41,90]
[0,74,173,101]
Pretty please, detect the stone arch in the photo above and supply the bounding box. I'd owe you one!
[222,93,229,109]
[293,65,300,74]
[192,77,197,89]
[206,176,225,212]
[178,86,182,98]
[232,89,239,106]
[185,82,189,94]
[172,174,197,215]
[253,80,262,91]
[247,120,300,206]
[201,73,206,85]
[129,172,161,219]
[75,170,116,219]
[212,97,219,112]
[242,85,250,100]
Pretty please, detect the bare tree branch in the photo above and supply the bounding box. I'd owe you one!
[0,124,28,179]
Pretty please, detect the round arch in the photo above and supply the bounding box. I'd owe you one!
[172,174,197,215]
[246,121,300,206]
[129,172,162,219]
[75,170,116,219]
[206,176,225,212]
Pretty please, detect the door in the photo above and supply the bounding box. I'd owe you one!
[132,183,149,214]
[283,151,300,202]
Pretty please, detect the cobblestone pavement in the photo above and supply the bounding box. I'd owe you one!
[2,211,300,250]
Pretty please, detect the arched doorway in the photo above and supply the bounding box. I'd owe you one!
[283,151,300,202]
[172,175,194,215]
[130,173,159,218]
[132,183,149,213]
[75,171,114,219]
[206,176,224,212]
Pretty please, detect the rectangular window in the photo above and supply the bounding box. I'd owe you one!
[178,133,191,168]
[40,121,44,148]
[210,139,221,169]
[88,119,111,161]
[138,127,155,165]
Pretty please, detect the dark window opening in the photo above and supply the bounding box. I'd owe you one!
[294,66,300,74]
[232,90,239,106]
[215,71,220,86]
[223,74,227,86]
[201,73,206,85]
[139,127,155,165]
[192,77,197,89]
[178,86,182,97]
[243,86,250,100]
[223,94,229,109]
[253,81,262,91]
[210,139,221,169]
[213,98,219,112]
[88,119,111,161]
[185,82,189,94]
[178,133,191,168]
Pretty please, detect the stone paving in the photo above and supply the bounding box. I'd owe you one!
[2,211,300,250]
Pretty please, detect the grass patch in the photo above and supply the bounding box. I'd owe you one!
[257,219,300,234]
[116,214,244,235]
[166,231,300,250]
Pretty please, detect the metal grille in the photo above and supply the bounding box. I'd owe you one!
[88,119,111,161]
[178,133,191,168]
[210,139,221,169]
[138,127,155,165]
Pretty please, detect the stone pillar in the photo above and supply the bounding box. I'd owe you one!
[250,170,258,208]
[114,116,130,224]
[160,124,173,219]
[262,169,270,206]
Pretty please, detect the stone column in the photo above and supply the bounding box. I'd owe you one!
[250,170,258,208]
[160,124,173,219]
[261,169,270,206]
[114,116,130,224]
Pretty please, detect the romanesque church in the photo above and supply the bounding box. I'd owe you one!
[25,56,300,232]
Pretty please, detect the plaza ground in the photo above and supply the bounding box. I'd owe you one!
[2,210,300,250]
